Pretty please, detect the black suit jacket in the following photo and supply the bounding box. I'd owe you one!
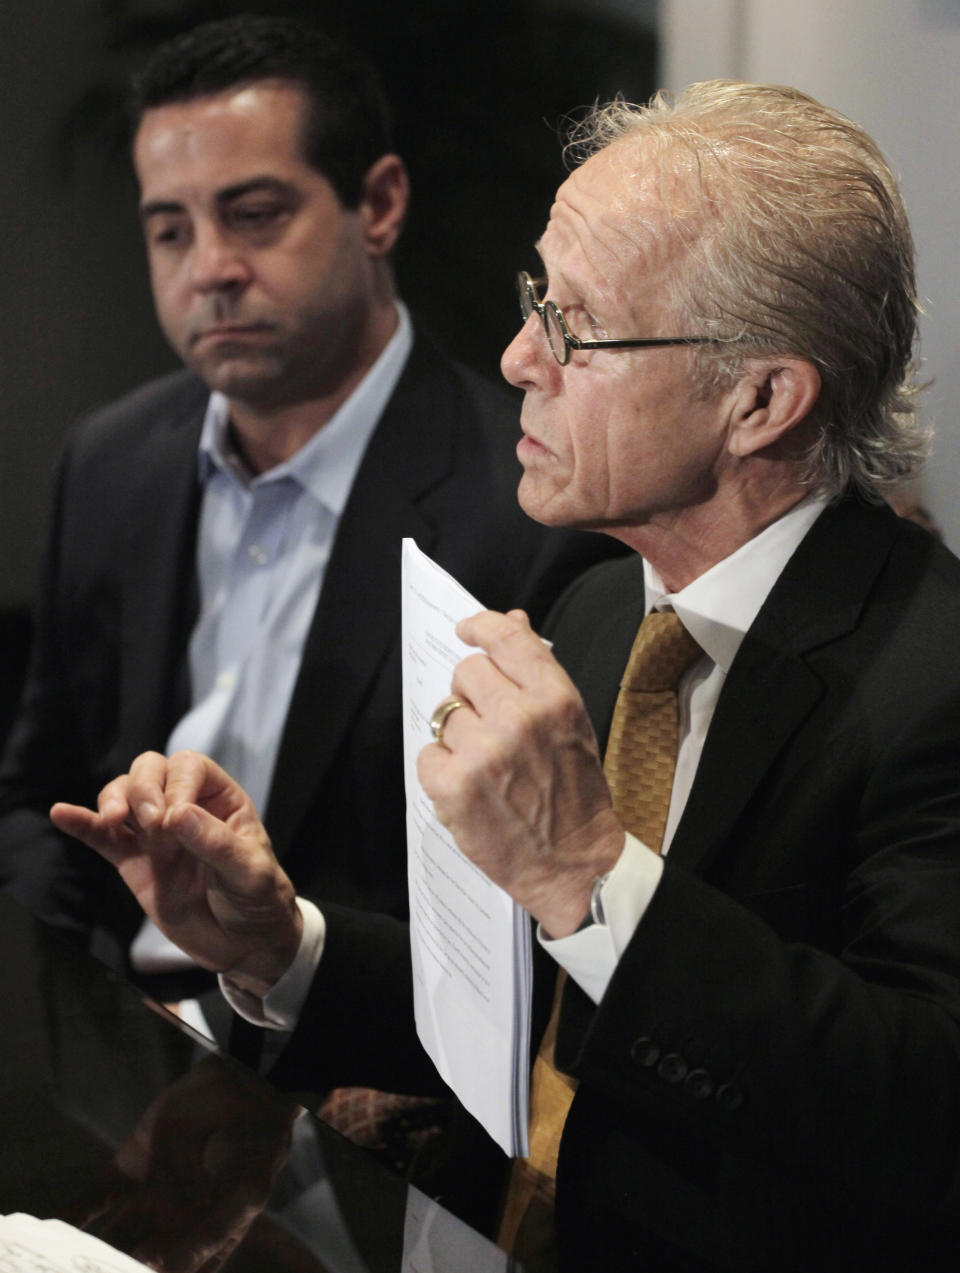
[273,497,960,1270]
[0,329,622,960]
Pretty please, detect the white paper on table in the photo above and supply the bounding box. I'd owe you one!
[401,539,531,1158]
[0,1214,153,1272]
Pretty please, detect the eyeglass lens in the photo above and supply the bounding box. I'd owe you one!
[518,275,567,364]
[543,305,566,362]
[519,275,537,322]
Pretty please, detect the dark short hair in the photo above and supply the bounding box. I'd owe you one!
[127,15,393,208]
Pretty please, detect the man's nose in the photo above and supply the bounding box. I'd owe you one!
[501,313,554,390]
[189,225,251,292]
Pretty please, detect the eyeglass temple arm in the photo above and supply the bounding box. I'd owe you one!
[569,335,717,350]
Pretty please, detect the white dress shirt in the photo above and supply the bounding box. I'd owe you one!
[232,494,829,1031]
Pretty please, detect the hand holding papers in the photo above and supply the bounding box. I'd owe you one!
[401,540,532,1157]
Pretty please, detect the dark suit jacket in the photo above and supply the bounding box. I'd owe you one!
[272,497,960,1271]
[0,329,622,964]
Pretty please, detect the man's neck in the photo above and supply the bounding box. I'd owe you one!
[617,471,813,594]
[227,398,353,475]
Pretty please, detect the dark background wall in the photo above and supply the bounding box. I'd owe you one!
[0,0,658,737]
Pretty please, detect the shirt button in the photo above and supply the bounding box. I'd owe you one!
[246,543,269,565]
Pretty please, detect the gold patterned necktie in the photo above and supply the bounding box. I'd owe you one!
[498,609,701,1261]
[603,609,702,853]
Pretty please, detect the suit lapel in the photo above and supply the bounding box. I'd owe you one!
[668,497,902,875]
[116,398,203,762]
[264,336,459,853]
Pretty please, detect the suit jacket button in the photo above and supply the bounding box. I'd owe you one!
[716,1082,745,1111]
[683,1068,714,1100]
[657,1052,688,1084]
[630,1036,661,1068]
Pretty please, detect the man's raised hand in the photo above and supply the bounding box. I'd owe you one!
[51,750,302,997]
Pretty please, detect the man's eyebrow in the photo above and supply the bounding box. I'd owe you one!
[533,242,598,309]
[139,199,184,223]
[139,177,296,222]
[216,177,296,203]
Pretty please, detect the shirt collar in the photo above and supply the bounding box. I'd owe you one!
[643,493,830,673]
[197,302,413,517]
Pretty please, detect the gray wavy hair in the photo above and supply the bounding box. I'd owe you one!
[566,82,929,500]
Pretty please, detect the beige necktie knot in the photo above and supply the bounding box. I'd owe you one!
[621,609,701,692]
[604,610,701,853]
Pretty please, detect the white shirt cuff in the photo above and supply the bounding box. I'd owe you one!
[538,832,663,1004]
[219,896,326,1031]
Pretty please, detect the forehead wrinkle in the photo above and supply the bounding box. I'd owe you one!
[544,182,628,306]
[546,149,680,320]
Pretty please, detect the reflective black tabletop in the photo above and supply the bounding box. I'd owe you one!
[0,890,510,1271]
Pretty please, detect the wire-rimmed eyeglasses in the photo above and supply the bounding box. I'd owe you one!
[517,271,717,366]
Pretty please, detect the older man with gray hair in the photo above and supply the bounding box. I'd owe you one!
[56,81,960,1271]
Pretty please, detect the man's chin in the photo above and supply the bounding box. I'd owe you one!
[517,478,575,529]
[190,356,285,406]
[517,482,611,538]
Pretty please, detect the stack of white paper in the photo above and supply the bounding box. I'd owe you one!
[401,539,532,1158]
[0,1214,152,1272]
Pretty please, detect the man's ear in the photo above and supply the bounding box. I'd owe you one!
[727,358,821,458]
[358,154,409,257]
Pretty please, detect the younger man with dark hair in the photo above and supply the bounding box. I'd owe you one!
[0,16,617,1014]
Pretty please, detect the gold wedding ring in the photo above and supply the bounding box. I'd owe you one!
[429,697,465,746]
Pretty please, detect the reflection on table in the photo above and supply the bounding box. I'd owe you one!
[0,890,515,1271]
